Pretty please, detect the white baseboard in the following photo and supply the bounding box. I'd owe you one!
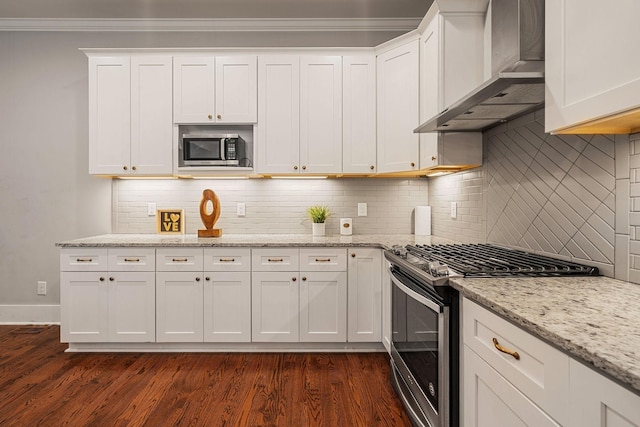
[0,305,60,325]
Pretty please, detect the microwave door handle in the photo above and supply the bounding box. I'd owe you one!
[220,138,226,161]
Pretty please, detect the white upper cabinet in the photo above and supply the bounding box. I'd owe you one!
[256,56,301,174]
[342,55,377,174]
[173,56,257,124]
[545,0,640,134]
[89,55,173,176]
[300,56,343,174]
[376,38,420,174]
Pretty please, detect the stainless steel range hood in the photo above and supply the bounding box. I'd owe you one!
[415,0,545,133]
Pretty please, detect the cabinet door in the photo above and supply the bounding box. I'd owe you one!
[299,56,342,174]
[203,271,251,342]
[215,56,257,123]
[256,56,300,174]
[381,259,392,353]
[156,271,204,342]
[88,56,131,175]
[546,0,640,134]
[60,272,108,342]
[108,271,155,342]
[299,271,347,342]
[376,40,419,173]
[347,248,382,342]
[343,55,377,174]
[569,359,640,427]
[464,347,561,427]
[251,271,299,342]
[419,16,441,169]
[173,56,214,123]
[130,56,173,175]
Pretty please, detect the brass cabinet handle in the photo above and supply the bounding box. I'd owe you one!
[302,165,307,170]
[131,166,137,171]
[172,258,189,262]
[351,253,356,258]
[315,258,331,262]
[76,258,93,263]
[293,165,298,170]
[268,258,284,262]
[370,165,375,170]
[124,258,140,262]
[493,337,520,360]
[219,258,235,262]
[207,114,213,119]
[217,114,222,119]
[123,166,128,171]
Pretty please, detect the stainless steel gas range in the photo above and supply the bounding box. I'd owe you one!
[384,243,599,427]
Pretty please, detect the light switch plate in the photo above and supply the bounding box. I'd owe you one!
[358,203,367,217]
[237,203,246,217]
[450,202,457,219]
[147,203,157,216]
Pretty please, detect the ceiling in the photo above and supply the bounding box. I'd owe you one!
[0,0,432,20]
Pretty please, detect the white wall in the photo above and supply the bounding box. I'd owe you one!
[0,28,409,322]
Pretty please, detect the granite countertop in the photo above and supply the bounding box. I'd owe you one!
[56,233,640,394]
[55,233,459,249]
[450,275,640,395]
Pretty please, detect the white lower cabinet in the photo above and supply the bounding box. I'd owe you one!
[60,248,155,343]
[347,248,382,343]
[252,270,300,342]
[569,359,640,427]
[156,271,204,342]
[464,348,561,427]
[299,271,347,342]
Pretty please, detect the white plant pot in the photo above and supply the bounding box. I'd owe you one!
[312,222,326,236]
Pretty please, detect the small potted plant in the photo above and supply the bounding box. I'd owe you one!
[307,205,331,236]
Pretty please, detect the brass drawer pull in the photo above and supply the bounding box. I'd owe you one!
[268,258,284,262]
[315,258,332,262]
[219,258,235,262]
[172,258,189,262]
[493,337,520,360]
[124,258,140,262]
[76,258,93,262]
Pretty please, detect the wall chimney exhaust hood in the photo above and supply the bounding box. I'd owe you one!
[415,0,545,133]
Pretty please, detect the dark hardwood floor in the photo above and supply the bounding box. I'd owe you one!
[0,325,411,426]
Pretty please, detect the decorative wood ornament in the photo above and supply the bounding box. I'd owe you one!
[198,189,222,237]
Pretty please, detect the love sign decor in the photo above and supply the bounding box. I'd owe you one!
[157,209,185,234]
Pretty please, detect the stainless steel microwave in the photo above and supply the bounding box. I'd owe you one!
[178,134,248,167]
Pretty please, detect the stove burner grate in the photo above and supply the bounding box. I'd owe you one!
[406,244,600,277]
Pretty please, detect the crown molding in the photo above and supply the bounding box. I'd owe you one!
[0,17,421,32]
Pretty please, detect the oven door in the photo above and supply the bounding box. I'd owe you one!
[390,268,449,427]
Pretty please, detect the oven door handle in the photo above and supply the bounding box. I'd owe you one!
[390,268,444,313]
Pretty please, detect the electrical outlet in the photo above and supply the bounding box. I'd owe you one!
[237,203,246,217]
[450,202,457,219]
[37,281,47,296]
[147,203,157,216]
[358,203,368,217]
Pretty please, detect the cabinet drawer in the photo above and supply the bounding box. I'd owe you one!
[156,248,203,271]
[463,298,570,426]
[204,248,251,271]
[108,248,155,271]
[252,248,299,271]
[299,248,347,271]
[60,248,108,271]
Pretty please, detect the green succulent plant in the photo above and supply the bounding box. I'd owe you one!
[307,205,331,223]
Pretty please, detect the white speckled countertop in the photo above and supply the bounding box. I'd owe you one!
[56,234,640,394]
[55,233,458,248]
[450,276,640,394]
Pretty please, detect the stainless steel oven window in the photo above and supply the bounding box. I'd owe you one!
[390,270,449,427]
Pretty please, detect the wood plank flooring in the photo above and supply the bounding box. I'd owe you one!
[0,325,411,426]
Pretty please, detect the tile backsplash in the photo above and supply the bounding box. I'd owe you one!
[113,178,429,235]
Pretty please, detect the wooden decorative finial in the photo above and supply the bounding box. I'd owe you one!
[198,189,222,237]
